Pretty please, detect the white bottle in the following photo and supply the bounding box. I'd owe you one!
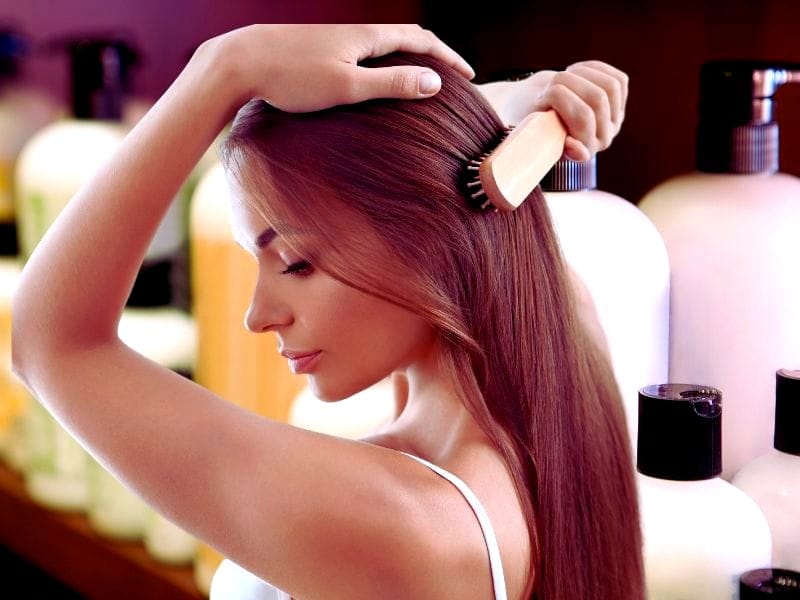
[541,157,669,452]
[636,383,772,599]
[289,375,398,440]
[13,37,144,512]
[732,369,800,572]
[638,62,800,479]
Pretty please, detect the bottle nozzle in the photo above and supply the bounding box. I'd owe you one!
[697,60,800,174]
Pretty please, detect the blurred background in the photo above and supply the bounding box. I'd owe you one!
[3,0,800,203]
[2,1,800,598]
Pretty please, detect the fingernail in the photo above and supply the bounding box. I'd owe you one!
[419,72,441,95]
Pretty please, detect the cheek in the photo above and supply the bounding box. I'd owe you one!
[307,283,431,371]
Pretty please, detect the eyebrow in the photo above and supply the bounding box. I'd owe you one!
[255,228,278,249]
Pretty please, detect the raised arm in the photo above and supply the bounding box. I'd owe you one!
[12,24,476,598]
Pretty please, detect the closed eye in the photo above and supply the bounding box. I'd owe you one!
[281,260,313,276]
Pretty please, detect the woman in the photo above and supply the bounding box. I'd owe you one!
[12,24,640,599]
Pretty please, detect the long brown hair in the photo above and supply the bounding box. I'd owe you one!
[220,53,644,600]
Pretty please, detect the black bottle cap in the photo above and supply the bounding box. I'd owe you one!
[741,568,800,598]
[68,36,138,120]
[637,383,722,480]
[0,224,17,256]
[775,369,800,455]
[126,258,176,308]
[541,156,597,192]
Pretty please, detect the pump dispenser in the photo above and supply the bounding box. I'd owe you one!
[639,61,800,478]
[541,157,669,452]
[15,36,136,259]
[636,383,772,599]
[733,369,800,571]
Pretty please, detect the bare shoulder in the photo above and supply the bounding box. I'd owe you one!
[360,434,533,600]
[209,422,516,599]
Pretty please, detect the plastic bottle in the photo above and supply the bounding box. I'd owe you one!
[541,157,669,451]
[636,383,772,599]
[638,61,800,478]
[13,37,138,511]
[732,369,800,571]
[189,160,306,594]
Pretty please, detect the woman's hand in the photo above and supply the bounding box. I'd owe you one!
[476,61,629,162]
[206,24,475,113]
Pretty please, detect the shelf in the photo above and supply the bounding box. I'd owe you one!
[0,461,204,600]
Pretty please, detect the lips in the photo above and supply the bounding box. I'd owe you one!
[280,349,320,360]
[281,350,322,375]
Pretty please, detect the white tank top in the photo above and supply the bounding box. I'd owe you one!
[210,451,508,600]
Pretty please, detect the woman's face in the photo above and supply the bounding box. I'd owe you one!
[229,188,436,402]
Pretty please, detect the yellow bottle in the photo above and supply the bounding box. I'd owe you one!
[189,160,306,594]
[0,258,27,467]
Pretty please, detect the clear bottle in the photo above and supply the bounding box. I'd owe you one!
[541,157,669,452]
[732,369,800,572]
[636,383,772,599]
[638,62,800,478]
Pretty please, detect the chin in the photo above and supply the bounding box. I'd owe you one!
[308,373,387,403]
[306,380,356,403]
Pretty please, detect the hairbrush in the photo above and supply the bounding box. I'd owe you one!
[465,110,568,212]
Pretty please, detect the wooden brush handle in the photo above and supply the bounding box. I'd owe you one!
[479,110,568,212]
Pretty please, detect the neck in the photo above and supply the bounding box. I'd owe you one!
[386,348,490,466]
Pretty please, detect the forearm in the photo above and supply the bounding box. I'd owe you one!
[13,37,245,374]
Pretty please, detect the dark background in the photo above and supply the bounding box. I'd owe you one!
[3,0,800,205]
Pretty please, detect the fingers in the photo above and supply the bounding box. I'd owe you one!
[566,60,628,129]
[364,24,475,80]
[351,65,443,102]
[537,61,629,158]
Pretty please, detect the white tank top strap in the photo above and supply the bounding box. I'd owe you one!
[399,451,508,600]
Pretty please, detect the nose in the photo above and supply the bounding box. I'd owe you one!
[244,276,293,333]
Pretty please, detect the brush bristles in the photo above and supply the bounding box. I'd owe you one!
[462,125,515,212]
